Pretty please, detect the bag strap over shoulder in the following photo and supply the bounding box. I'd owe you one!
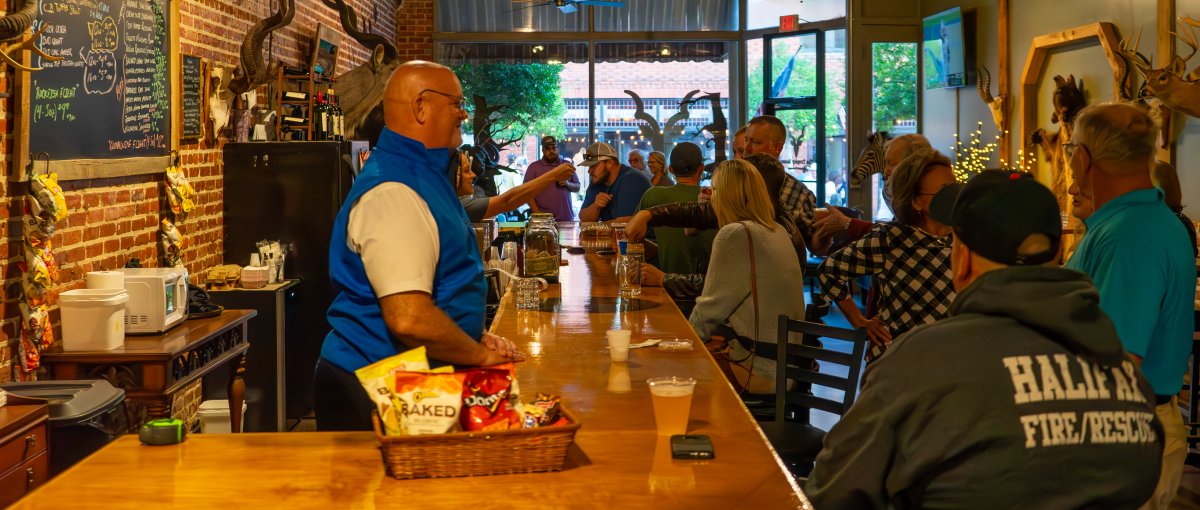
[741,221,760,357]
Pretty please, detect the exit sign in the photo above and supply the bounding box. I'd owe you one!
[780,14,800,32]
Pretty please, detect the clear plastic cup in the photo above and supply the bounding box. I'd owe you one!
[647,376,696,435]
[607,329,631,362]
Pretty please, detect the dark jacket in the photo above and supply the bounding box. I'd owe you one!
[806,266,1162,509]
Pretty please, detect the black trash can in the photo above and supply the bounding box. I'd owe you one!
[0,380,126,476]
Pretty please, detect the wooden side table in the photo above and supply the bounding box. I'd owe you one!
[42,310,255,433]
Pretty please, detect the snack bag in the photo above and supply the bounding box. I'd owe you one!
[460,366,521,432]
[521,393,563,429]
[355,348,432,435]
[394,372,465,435]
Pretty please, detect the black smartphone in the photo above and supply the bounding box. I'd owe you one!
[670,434,715,460]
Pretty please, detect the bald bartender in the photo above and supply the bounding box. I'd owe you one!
[316,61,523,431]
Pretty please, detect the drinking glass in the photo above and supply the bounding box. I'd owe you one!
[647,377,696,435]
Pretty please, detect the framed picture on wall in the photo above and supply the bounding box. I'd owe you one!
[311,23,341,79]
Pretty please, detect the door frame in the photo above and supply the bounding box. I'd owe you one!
[763,29,827,205]
[846,22,921,216]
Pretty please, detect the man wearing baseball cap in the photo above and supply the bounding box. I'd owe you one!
[633,142,717,313]
[808,170,1161,509]
[523,135,580,222]
[579,141,652,222]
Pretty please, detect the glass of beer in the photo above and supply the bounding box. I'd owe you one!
[647,376,696,435]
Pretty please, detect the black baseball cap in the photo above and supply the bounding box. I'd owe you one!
[929,170,1061,266]
[669,142,705,173]
[541,136,557,147]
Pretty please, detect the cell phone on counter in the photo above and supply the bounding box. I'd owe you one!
[670,434,715,460]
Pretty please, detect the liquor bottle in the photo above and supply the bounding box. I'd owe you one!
[329,91,345,141]
[283,90,308,101]
[313,92,329,141]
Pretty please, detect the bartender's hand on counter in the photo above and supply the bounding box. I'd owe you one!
[624,210,652,242]
[482,332,525,363]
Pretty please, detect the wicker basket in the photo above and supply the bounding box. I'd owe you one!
[372,406,581,479]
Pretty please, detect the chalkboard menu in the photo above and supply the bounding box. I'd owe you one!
[180,54,201,140]
[26,0,172,165]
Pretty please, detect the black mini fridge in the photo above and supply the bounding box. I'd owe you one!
[222,142,355,424]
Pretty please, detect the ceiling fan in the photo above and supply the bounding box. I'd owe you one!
[509,0,626,14]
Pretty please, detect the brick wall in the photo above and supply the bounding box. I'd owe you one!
[0,0,432,382]
[396,0,434,62]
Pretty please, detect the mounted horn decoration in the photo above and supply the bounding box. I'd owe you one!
[322,0,399,141]
[0,0,63,72]
[1119,16,1200,119]
[228,0,296,95]
[976,65,1008,135]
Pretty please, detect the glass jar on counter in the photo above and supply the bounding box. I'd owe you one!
[524,213,560,283]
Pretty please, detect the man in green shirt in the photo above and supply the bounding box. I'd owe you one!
[635,142,716,278]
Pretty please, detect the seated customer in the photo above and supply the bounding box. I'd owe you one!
[638,154,806,302]
[810,134,932,255]
[455,147,576,222]
[817,148,955,361]
[579,142,653,222]
[807,170,1162,509]
[689,159,805,394]
[635,143,716,286]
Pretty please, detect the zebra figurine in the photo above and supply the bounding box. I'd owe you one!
[849,131,892,189]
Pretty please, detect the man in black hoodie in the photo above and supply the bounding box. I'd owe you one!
[806,170,1162,509]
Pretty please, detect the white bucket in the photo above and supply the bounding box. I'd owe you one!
[197,400,248,433]
[59,289,128,351]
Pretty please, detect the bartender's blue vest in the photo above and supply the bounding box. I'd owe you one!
[321,128,485,372]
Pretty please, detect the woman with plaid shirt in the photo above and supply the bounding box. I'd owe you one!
[818,149,957,361]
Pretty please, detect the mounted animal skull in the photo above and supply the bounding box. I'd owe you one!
[976,65,1007,134]
[0,0,62,72]
[1119,16,1200,119]
[228,0,296,96]
[323,0,399,142]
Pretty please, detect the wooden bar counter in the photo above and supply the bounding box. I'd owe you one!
[12,225,808,509]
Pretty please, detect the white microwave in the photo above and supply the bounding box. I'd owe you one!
[121,267,189,334]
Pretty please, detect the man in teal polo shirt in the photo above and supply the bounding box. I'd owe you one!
[1065,102,1195,509]
[315,62,522,431]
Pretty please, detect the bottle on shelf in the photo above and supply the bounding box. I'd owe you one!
[313,92,329,141]
[327,90,344,141]
[283,90,308,101]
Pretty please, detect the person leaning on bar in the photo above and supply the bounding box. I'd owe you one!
[314,61,523,432]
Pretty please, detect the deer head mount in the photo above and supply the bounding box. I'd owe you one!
[323,0,399,142]
[0,0,62,72]
[976,65,1008,134]
[228,0,296,96]
[1120,16,1200,119]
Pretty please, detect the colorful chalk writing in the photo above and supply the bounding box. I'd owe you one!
[29,0,170,161]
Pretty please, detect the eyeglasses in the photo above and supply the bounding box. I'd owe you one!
[917,183,954,196]
[419,89,466,112]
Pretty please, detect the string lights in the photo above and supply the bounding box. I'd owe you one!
[951,121,1035,182]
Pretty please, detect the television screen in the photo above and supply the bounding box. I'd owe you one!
[923,7,966,89]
